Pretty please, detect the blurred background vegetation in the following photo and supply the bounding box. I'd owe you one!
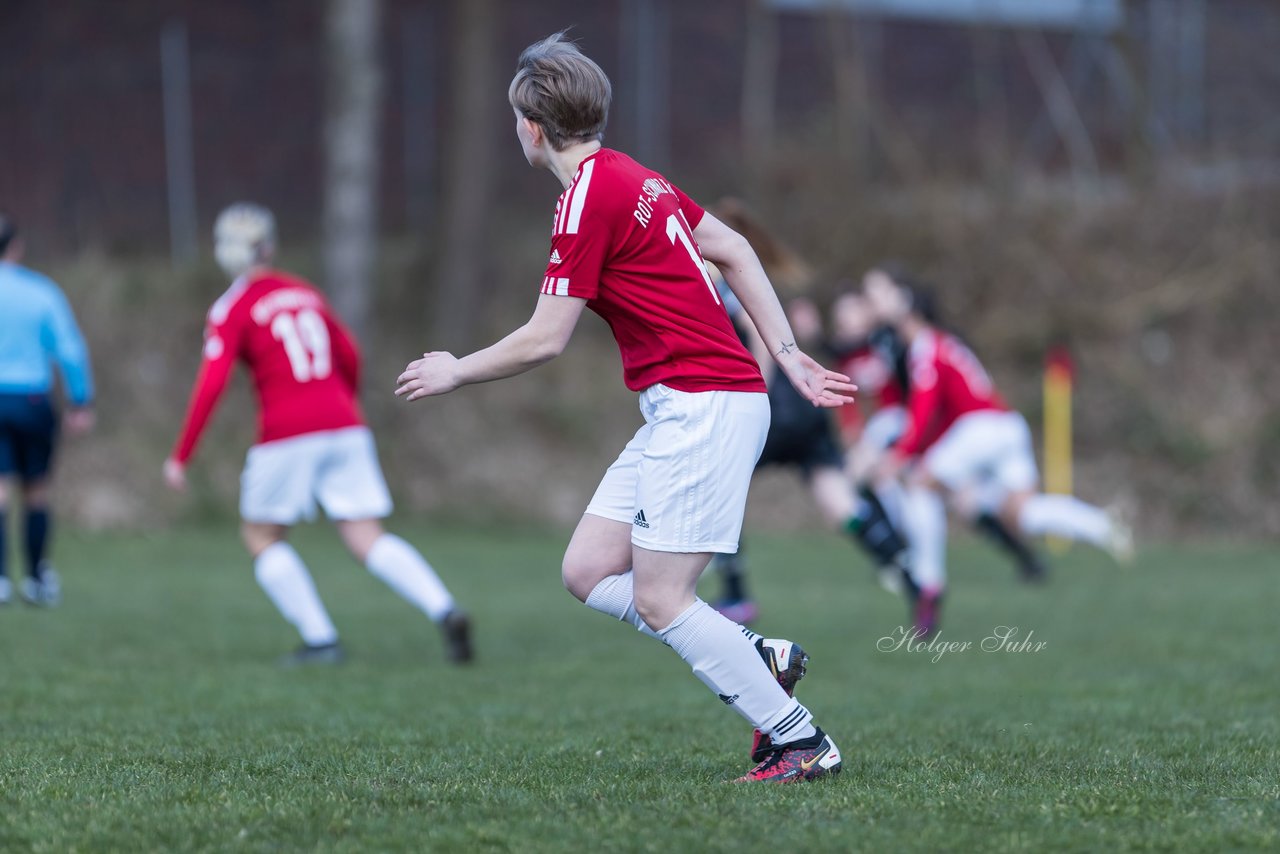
[3,0,1277,536]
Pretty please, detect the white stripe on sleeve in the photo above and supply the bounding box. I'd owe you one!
[564,159,595,235]
[555,187,572,234]
[540,276,571,296]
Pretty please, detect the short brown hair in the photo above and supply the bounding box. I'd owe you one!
[509,31,611,151]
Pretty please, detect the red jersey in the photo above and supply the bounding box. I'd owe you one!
[171,269,363,463]
[895,328,1007,458]
[539,149,765,394]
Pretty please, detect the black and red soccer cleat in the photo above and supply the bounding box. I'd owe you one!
[749,637,809,762]
[735,728,843,784]
[441,609,473,664]
[912,589,944,640]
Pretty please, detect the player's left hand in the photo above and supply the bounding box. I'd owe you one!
[777,350,857,408]
[163,457,188,491]
[395,352,461,401]
[65,406,96,435]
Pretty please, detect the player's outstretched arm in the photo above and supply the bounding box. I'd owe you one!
[396,294,587,401]
[165,347,236,486]
[694,213,856,408]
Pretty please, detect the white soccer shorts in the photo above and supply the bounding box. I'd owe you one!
[240,426,393,524]
[586,384,770,554]
[923,409,1039,497]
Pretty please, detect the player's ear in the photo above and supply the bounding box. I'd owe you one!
[522,116,544,147]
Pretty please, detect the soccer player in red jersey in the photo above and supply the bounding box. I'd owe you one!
[396,33,852,783]
[835,273,1048,589]
[829,287,917,594]
[165,204,472,666]
[831,286,908,482]
[868,274,1133,635]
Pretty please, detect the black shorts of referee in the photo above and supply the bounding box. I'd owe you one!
[0,393,59,482]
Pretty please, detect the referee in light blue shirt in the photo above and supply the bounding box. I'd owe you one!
[0,214,95,606]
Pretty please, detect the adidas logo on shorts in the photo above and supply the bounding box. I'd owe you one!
[633,510,650,529]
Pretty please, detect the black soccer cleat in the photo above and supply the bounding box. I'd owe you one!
[279,641,346,667]
[441,609,473,664]
[756,637,807,695]
[750,638,809,762]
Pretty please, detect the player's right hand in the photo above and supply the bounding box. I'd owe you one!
[777,350,858,408]
[395,352,461,401]
[163,458,188,491]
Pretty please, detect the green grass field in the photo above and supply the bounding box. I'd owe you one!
[0,523,1275,852]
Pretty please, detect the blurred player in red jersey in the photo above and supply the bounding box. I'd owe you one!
[833,271,1049,587]
[868,273,1133,636]
[164,204,472,666]
[396,33,851,783]
[831,285,907,483]
[703,201,911,623]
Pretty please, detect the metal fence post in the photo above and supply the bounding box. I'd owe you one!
[161,19,198,268]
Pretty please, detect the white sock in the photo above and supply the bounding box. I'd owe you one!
[875,479,907,530]
[902,485,947,593]
[365,534,456,622]
[658,600,816,743]
[585,572,661,640]
[1019,494,1111,547]
[255,542,338,646]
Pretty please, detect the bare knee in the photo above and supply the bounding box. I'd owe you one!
[630,550,708,630]
[562,543,635,603]
[562,551,604,603]
[631,579,697,631]
[561,515,633,602]
[631,589,668,630]
[334,518,386,563]
[241,522,289,557]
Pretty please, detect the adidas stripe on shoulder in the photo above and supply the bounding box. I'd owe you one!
[554,159,596,235]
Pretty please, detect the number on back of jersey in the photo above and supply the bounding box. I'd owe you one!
[271,309,331,382]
